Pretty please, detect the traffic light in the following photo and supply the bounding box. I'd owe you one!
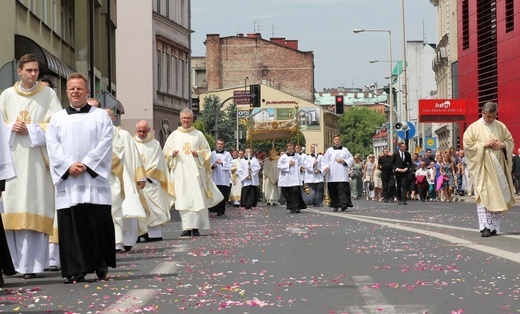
[335,95,344,114]
[250,84,261,107]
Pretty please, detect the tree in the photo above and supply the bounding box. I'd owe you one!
[193,118,215,149]
[198,94,243,150]
[338,107,386,158]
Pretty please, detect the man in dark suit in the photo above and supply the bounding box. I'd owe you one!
[512,148,520,194]
[392,141,413,205]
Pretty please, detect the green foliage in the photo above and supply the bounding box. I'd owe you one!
[338,107,386,158]
[198,95,243,150]
[193,118,215,148]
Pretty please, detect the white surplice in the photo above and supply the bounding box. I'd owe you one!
[321,146,354,182]
[46,107,113,208]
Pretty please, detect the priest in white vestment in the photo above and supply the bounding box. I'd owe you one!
[229,150,244,206]
[46,73,115,284]
[118,126,147,249]
[133,120,174,241]
[0,54,62,278]
[100,107,147,250]
[163,108,223,237]
[278,143,307,213]
[0,122,17,284]
[263,148,280,206]
[463,101,515,237]
[209,139,233,216]
[322,135,354,212]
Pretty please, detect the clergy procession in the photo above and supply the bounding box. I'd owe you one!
[0,54,516,289]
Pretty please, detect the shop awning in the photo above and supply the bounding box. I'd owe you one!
[15,35,74,78]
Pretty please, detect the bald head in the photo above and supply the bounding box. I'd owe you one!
[136,120,151,139]
[87,98,100,108]
[105,108,116,123]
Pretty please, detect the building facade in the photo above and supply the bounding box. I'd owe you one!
[116,0,191,145]
[0,0,117,108]
[201,33,315,103]
[456,0,520,150]
[430,0,460,151]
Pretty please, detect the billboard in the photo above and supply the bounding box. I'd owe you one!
[418,99,466,123]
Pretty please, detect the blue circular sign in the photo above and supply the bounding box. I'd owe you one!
[396,121,416,139]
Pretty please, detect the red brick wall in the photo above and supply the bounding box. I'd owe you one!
[205,34,314,102]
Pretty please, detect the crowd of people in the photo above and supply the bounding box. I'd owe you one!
[0,54,515,287]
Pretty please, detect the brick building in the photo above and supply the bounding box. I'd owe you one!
[200,33,315,103]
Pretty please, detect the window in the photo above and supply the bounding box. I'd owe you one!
[157,49,162,92]
[166,0,169,18]
[166,53,171,93]
[506,0,514,32]
[462,0,469,49]
[51,0,57,31]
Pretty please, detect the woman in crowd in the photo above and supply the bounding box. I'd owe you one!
[350,154,364,200]
[363,154,376,200]
[440,153,457,202]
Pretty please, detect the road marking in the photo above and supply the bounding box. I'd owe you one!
[171,243,189,252]
[150,261,180,275]
[286,227,309,234]
[339,276,430,314]
[306,209,520,264]
[101,289,158,313]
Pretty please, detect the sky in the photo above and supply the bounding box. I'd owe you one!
[191,0,437,92]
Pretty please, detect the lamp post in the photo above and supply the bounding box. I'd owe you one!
[244,76,249,91]
[353,28,394,151]
[401,0,409,124]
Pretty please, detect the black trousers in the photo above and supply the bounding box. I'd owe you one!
[327,181,353,210]
[395,173,408,201]
[58,204,116,278]
[209,185,230,215]
[281,186,307,211]
[240,185,258,208]
[381,171,394,200]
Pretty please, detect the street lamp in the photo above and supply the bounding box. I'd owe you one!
[353,28,394,151]
[244,76,249,91]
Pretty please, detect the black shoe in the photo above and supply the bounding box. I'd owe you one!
[332,208,338,212]
[23,273,37,279]
[403,202,407,205]
[295,210,301,213]
[64,274,85,284]
[137,233,149,243]
[398,201,402,205]
[123,246,132,251]
[481,228,491,237]
[180,230,192,237]
[192,229,200,236]
[384,199,388,203]
[490,230,497,236]
[346,203,354,208]
[0,273,4,287]
[48,266,60,272]
[147,237,163,242]
[341,207,346,212]
[96,264,108,279]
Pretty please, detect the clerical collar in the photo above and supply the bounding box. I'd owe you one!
[286,152,295,156]
[480,117,495,126]
[66,104,92,115]
[215,150,225,154]
[310,153,315,157]
[333,146,342,150]
[18,81,38,93]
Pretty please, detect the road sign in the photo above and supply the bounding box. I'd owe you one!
[396,121,416,139]
[233,90,251,105]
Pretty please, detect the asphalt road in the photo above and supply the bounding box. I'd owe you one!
[1,197,520,313]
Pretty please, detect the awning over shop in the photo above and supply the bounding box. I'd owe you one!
[15,35,74,78]
[246,119,298,142]
[97,89,125,114]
